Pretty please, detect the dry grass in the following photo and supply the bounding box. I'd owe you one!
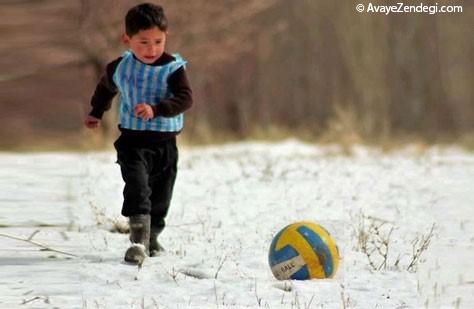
[355,213,436,272]
[1,116,471,153]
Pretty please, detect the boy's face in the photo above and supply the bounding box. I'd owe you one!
[122,27,167,64]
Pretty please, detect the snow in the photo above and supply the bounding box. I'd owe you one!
[0,140,473,308]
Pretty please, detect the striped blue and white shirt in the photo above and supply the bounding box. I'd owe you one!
[112,50,187,132]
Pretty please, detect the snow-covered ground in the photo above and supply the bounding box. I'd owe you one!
[0,140,473,308]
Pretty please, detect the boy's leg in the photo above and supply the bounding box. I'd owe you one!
[149,139,178,253]
[117,148,153,216]
[149,164,177,229]
[124,214,150,264]
[116,147,153,263]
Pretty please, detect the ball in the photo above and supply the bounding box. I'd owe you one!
[268,221,339,280]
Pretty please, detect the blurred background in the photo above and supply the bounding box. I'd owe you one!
[0,0,472,150]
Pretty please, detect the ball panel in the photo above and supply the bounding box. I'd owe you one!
[270,254,306,280]
[296,225,334,278]
[268,226,287,255]
[290,264,310,280]
[269,243,299,266]
[296,222,340,278]
[308,223,340,278]
[269,228,305,280]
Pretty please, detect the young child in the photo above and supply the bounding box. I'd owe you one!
[84,3,193,264]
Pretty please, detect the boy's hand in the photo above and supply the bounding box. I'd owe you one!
[84,115,101,129]
[134,103,154,121]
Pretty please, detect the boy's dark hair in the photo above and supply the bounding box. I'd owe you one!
[125,3,168,36]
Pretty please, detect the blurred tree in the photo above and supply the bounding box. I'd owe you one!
[0,0,473,149]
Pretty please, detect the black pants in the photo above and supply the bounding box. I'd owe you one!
[115,137,178,230]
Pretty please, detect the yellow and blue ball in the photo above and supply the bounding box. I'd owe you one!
[268,221,339,280]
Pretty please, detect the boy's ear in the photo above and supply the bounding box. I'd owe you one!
[121,33,130,47]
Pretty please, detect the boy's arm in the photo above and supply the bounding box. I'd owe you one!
[152,67,193,117]
[89,58,122,119]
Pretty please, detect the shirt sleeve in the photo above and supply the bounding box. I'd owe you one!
[152,66,193,118]
[89,58,122,119]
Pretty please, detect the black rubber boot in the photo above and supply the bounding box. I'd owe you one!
[149,226,165,257]
[124,214,150,264]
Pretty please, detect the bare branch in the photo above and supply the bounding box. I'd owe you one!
[0,233,77,258]
[406,223,436,272]
[214,254,229,279]
[27,230,40,241]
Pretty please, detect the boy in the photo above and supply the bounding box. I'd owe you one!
[84,3,193,264]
